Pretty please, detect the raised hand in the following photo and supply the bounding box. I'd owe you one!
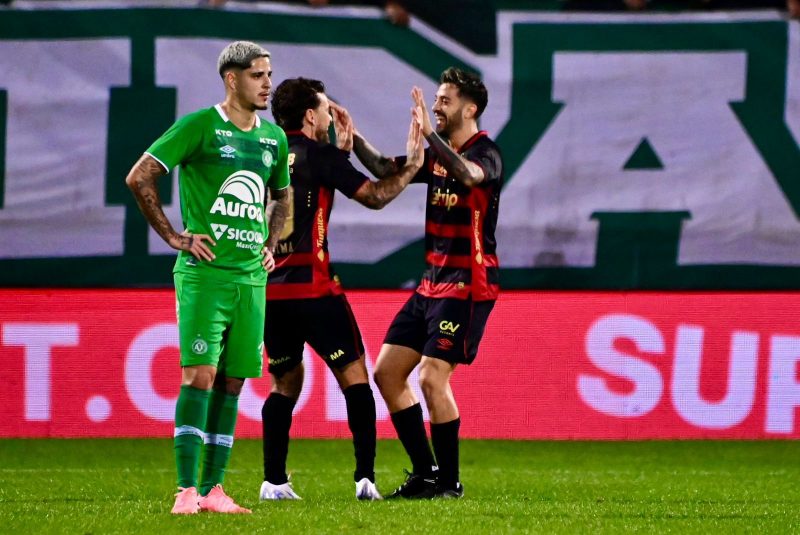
[406,106,424,168]
[411,86,434,137]
[330,101,354,151]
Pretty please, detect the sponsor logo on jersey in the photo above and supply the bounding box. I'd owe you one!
[275,241,295,255]
[260,137,278,146]
[315,207,325,249]
[432,161,448,177]
[229,228,264,249]
[210,222,263,250]
[210,198,264,222]
[210,223,228,240]
[473,210,483,264]
[211,225,264,249]
[220,144,236,158]
[431,188,458,210]
[215,129,233,137]
[210,171,265,223]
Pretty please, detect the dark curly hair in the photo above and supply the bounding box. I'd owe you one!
[271,77,326,130]
[440,67,488,118]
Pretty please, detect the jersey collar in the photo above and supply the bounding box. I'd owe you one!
[214,103,262,128]
[457,130,487,153]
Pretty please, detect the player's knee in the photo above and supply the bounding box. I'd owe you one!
[373,361,395,393]
[223,377,245,396]
[182,365,216,390]
[418,370,446,401]
[418,374,436,401]
[271,365,303,399]
[334,358,369,390]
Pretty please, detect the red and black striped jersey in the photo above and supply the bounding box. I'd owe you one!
[413,131,503,301]
[267,132,369,300]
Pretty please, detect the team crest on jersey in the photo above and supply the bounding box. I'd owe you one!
[191,337,208,355]
[262,150,273,167]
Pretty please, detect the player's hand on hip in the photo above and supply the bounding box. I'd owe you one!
[261,246,276,272]
[170,230,216,261]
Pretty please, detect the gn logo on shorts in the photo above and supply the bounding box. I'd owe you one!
[192,337,208,355]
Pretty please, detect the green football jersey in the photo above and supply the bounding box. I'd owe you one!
[146,104,290,286]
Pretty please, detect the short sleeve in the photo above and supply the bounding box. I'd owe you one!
[466,142,502,185]
[393,148,433,185]
[318,145,369,199]
[268,128,291,190]
[145,112,204,172]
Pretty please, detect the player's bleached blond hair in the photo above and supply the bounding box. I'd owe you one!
[217,41,270,78]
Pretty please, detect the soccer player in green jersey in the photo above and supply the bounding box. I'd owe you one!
[125,41,290,515]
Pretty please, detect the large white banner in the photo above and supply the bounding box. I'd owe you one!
[0,7,798,288]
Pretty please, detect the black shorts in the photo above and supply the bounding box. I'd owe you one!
[264,294,365,377]
[383,292,496,365]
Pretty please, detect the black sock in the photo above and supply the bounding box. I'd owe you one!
[261,392,296,484]
[431,418,461,489]
[390,403,436,477]
[343,383,377,483]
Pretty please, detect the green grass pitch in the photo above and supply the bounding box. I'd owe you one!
[1,439,798,533]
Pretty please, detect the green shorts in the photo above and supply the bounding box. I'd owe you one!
[174,272,266,378]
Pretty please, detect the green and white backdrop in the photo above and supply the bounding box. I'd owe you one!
[0,4,798,289]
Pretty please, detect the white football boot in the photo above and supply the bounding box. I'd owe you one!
[259,479,302,500]
[355,478,383,501]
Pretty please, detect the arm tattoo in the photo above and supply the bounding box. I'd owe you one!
[353,134,400,179]
[357,163,419,210]
[425,132,484,187]
[126,155,178,245]
[265,187,290,251]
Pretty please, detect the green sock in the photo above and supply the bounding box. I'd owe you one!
[174,385,211,489]
[199,390,239,495]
